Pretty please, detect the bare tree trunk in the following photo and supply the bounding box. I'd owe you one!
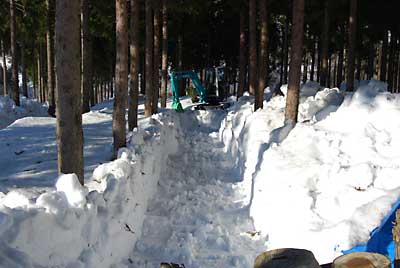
[37,47,42,102]
[113,0,128,159]
[81,0,92,114]
[285,0,304,124]
[380,31,388,82]
[320,0,329,87]
[152,0,160,114]
[256,0,268,110]
[310,36,316,81]
[248,0,257,95]
[21,42,28,97]
[388,33,395,92]
[40,43,46,102]
[55,0,84,184]
[177,33,184,96]
[238,7,246,98]
[1,40,6,96]
[47,0,56,116]
[128,0,140,130]
[302,54,308,83]
[346,0,357,91]
[160,0,168,108]
[283,16,290,84]
[145,0,153,117]
[10,0,19,106]
[337,25,344,87]
[367,42,375,80]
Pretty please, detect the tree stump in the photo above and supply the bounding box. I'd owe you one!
[332,252,390,268]
[254,248,320,268]
[393,209,400,268]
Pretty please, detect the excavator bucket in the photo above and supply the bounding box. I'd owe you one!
[172,100,184,112]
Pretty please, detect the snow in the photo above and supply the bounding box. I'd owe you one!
[0,79,399,267]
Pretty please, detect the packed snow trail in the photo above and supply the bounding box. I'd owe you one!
[128,111,266,268]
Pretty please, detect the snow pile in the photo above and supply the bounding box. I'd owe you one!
[0,95,48,129]
[0,112,180,267]
[221,80,400,264]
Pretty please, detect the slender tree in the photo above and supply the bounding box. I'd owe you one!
[284,0,304,124]
[81,0,93,113]
[145,0,154,117]
[248,0,257,95]
[1,40,6,96]
[336,24,344,87]
[238,7,246,98]
[160,0,168,108]
[21,42,28,97]
[128,0,140,130]
[380,31,388,82]
[346,0,357,91]
[320,0,330,87]
[256,0,268,110]
[10,0,19,106]
[113,0,129,158]
[47,0,56,116]
[310,36,316,81]
[152,0,160,114]
[55,0,84,184]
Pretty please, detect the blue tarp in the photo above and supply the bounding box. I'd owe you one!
[343,198,400,267]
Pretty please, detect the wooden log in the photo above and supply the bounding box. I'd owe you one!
[254,248,320,268]
[332,252,390,268]
[393,209,400,268]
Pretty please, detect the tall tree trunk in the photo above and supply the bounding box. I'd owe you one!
[10,0,19,106]
[248,0,257,95]
[40,43,46,102]
[317,38,322,82]
[284,0,304,124]
[152,0,160,114]
[160,0,168,108]
[21,42,28,97]
[238,7,246,98]
[1,40,6,96]
[380,31,388,82]
[145,0,153,117]
[177,33,185,96]
[37,47,42,102]
[346,0,357,91]
[81,0,92,114]
[327,54,332,87]
[337,25,344,87]
[47,0,56,116]
[388,33,395,91]
[128,0,140,130]
[367,42,375,80]
[310,36,316,81]
[113,0,128,159]
[256,0,268,110]
[55,0,84,184]
[320,0,329,87]
[283,16,289,84]
[302,54,308,83]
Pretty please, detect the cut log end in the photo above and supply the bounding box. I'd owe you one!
[333,252,391,268]
[254,248,320,268]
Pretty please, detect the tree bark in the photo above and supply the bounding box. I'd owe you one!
[152,0,160,114]
[346,0,357,91]
[380,31,388,82]
[21,42,28,97]
[113,0,128,159]
[47,0,56,116]
[248,0,257,95]
[310,36,316,81]
[283,16,290,84]
[81,0,93,114]
[238,7,246,98]
[1,40,6,96]
[37,47,42,102]
[10,0,19,106]
[337,25,344,87]
[320,0,330,87]
[145,0,153,117]
[367,42,375,80]
[160,0,168,108]
[128,0,140,130]
[284,0,304,124]
[256,0,268,110]
[55,0,84,184]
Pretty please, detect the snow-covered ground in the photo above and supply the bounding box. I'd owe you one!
[0,80,400,267]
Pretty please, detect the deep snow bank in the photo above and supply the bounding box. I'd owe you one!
[220,80,400,264]
[0,96,48,129]
[0,112,180,267]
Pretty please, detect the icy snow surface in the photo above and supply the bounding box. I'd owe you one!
[0,80,400,267]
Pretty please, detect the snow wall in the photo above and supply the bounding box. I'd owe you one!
[0,112,180,267]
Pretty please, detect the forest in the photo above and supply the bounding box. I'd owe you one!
[1,0,400,267]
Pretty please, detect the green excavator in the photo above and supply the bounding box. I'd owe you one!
[169,68,229,112]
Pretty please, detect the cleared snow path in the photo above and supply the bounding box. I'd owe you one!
[128,112,266,268]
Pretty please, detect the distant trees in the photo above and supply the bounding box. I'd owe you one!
[55,0,84,184]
